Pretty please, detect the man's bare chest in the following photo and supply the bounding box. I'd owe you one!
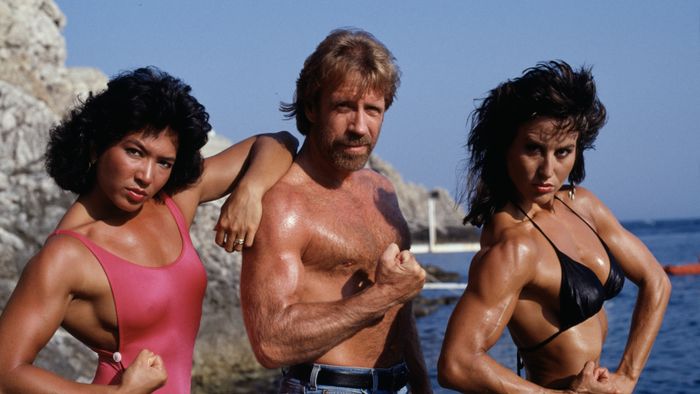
[300,194,410,274]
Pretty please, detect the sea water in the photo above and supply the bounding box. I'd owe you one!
[417,218,700,393]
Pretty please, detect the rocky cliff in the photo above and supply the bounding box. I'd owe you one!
[369,156,478,244]
[0,1,476,392]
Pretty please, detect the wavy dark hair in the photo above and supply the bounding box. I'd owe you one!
[46,67,210,196]
[462,60,607,227]
[280,28,401,136]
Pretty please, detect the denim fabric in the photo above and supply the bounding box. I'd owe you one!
[278,363,410,394]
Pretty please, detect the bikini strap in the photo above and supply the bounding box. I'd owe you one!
[554,196,602,237]
[555,195,620,288]
[514,202,570,369]
[513,203,558,249]
[519,329,565,353]
[516,329,565,377]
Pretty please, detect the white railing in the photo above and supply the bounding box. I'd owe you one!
[411,242,480,254]
[411,190,480,254]
[422,282,467,290]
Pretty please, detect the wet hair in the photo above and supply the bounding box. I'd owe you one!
[280,28,401,135]
[46,66,210,196]
[462,60,607,227]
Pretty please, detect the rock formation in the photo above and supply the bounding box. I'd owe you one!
[0,1,477,392]
[369,156,478,243]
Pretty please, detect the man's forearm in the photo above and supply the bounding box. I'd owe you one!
[248,285,394,368]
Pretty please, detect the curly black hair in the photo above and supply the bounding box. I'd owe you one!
[45,67,210,196]
[462,60,607,227]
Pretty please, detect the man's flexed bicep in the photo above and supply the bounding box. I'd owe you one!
[239,187,401,368]
[239,191,308,368]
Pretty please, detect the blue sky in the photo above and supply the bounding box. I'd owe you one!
[56,1,699,221]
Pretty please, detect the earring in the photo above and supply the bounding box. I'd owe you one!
[568,184,576,200]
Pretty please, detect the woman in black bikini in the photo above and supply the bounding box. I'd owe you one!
[437,61,670,393]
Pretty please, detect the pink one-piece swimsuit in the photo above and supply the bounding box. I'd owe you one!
[53,195,207,393]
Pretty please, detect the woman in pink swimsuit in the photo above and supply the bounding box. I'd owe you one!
[0,67,297,393]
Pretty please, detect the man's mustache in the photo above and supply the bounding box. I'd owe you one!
[335,135,372,147]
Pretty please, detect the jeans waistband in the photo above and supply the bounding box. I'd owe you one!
[285,362,409,391]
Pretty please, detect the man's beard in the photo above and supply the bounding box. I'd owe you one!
[330,149,370,171]
[328,135,373,171]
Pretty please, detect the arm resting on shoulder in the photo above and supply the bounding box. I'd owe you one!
[212,132,297,251]
[199,131,297,203]
[174,131,297,226]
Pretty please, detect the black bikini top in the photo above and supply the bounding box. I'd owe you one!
[517,196,625,353]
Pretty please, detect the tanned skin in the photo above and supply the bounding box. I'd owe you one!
[241,79,431,393]
[438,118,671,393]
[0,131,297,393]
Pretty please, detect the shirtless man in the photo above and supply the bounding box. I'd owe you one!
[239,29,430,393]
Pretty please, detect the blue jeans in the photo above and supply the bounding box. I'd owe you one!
[278,363,410,394]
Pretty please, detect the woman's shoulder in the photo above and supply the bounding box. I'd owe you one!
[484,206,539,245]
[48,201,125,262]
[556,186,613,228]
[557,185,600,205]
[20,231,97,291]
[558,185,605,207]
[476,209,541,273]
[42,231,92,260]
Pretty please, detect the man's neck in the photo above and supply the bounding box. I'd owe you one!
[296,142,359,189]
